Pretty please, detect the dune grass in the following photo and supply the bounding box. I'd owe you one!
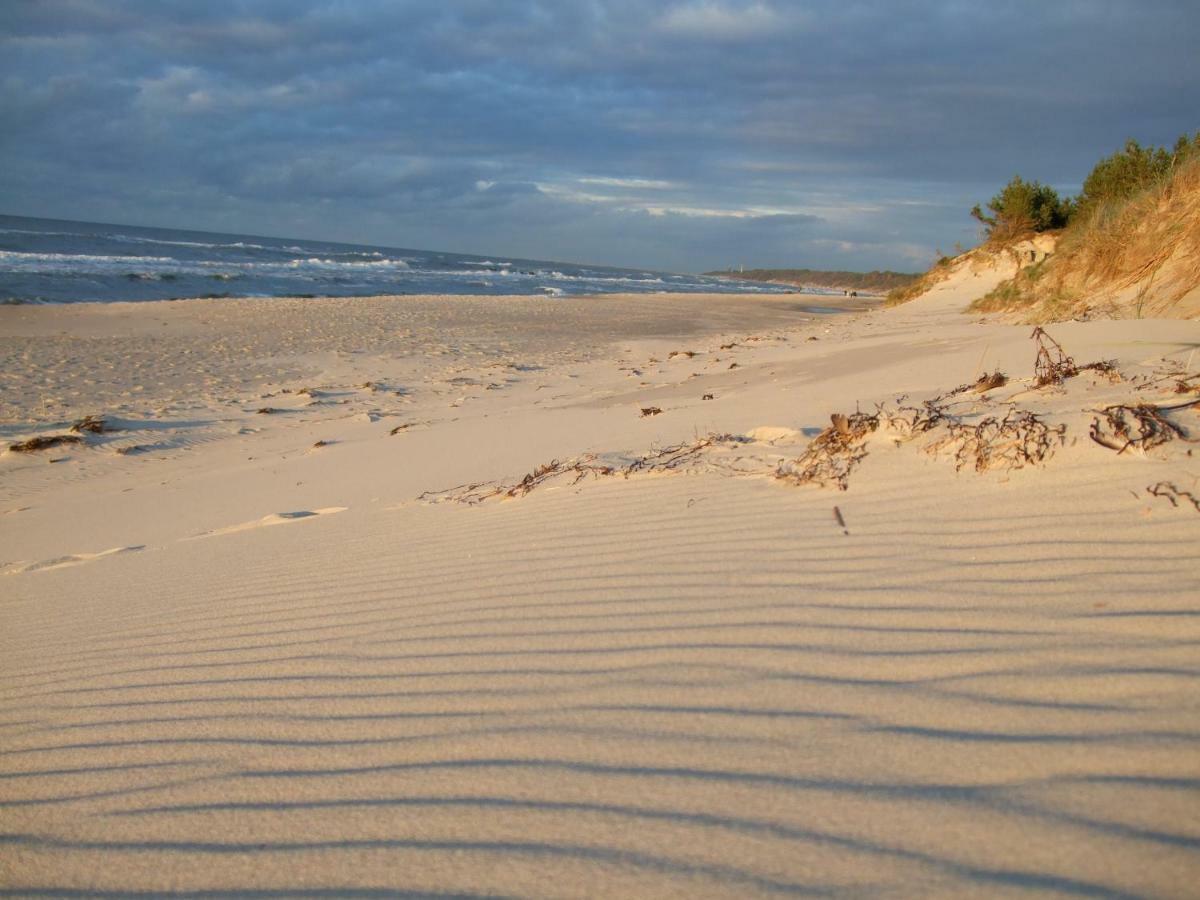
[970,155,1200,319]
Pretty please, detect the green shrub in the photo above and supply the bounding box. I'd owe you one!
[1073,132,1199,221]
[971,175,1071,240]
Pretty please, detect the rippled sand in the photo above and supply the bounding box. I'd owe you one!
[1,287,1198,897]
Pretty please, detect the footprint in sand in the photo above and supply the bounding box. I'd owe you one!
[3,545,145,575]
[191,507,348,539]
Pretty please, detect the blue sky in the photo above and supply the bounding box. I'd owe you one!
[2,1,1197,273]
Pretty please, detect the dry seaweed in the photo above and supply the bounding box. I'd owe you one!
[775,411,880,490]
[926,409,1065,472]
[879,397,951,440]
[973,371,1008,392]
[624,434,740,477]
[420,435,747,504]
[640,407,662,417]
[1031,327,1078,386]
[70,415,110,434]
[1090,401,1195,453]
[9,434,83,453]
[1146,482,1200,512]
[1030,327,1119,387]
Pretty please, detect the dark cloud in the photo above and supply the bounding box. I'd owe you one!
[1,0,1196,272]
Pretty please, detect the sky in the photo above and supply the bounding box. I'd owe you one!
[2,1,1198,274]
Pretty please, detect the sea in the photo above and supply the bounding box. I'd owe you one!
[0,214,803,304]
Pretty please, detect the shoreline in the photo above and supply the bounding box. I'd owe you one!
[2,284,1198,896]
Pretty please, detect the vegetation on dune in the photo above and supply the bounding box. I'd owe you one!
[972,148,1200,319]
[971,133,1199,246]
[1075,134,1200,221]
[971,176,1071,241]
[892,130,1200,319]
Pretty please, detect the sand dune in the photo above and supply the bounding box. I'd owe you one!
[2,290,1198,896]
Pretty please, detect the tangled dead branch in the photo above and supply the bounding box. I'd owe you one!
[925,409,1066,473]
[775,411,880,490]
[1146,482,1200,512]
[1089,401,1196,454]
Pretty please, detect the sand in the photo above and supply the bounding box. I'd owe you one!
[1,284,1198,897]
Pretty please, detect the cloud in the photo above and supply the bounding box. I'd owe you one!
[655,2,787,40]
[1,1,1197,273]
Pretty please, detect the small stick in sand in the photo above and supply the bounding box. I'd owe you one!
[833,505,849,535]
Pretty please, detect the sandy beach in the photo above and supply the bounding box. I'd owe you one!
[2,276,1199,896]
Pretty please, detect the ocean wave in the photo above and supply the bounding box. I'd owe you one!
[109,234,289,253]
[0,227,92,238]
[0,250,411,276]
[0,250,180,267]
[1,219,798,302]
[285,257,409,269]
